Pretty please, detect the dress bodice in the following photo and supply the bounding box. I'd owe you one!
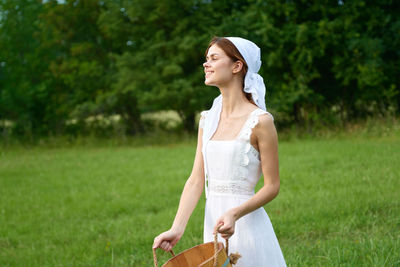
[200,108,273,197]
[201,108,286,267]
[206,140,262,196]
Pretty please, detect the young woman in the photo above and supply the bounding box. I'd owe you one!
[153,37,286,266]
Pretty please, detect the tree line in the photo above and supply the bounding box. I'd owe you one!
[1,0,399,138]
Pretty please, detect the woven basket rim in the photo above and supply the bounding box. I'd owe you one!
[162,241,225,265]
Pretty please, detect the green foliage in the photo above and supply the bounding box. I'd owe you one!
[0,0,47,136]
[0,0,399,137]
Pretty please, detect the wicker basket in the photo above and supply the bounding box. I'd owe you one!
[153,230,240,267]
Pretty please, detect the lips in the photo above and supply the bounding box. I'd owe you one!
[205,70,214,77]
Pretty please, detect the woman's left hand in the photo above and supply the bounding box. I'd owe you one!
[213,209,237,240]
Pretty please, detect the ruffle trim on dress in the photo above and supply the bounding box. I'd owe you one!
[199,110,208,129]
[237,109,267,180]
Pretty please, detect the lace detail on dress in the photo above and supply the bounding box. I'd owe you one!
[199,110,208,129]
[209,180,254,196]
[238,109,271,142]
[235,109,270,180]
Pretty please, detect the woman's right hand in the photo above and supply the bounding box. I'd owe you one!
[152,229,183,252]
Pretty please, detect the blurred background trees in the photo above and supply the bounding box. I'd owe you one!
[0,0,399,138]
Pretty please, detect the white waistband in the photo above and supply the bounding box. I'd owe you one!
[208,179,254,196]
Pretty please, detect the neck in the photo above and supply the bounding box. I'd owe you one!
[218,80,249,118]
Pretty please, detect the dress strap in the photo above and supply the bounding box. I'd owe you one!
[237,108,273,141]
[199,110,208,129]
[199,109,210,198]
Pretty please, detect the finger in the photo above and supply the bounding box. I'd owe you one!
[213,221,224,234]
[221,232,232,238]
[163,242,171,252]
[167,243,172,252]
[218,224,229,233]
[152,237,160,249]
[160,241,169,251]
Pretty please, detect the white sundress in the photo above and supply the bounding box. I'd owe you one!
[199,108,286,267]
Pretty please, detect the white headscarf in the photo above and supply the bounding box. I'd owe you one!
[202,37,267,198]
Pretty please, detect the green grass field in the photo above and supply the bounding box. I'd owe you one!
[0,134,399,266]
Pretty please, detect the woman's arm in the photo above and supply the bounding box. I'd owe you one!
[153,119,205,252]
[214,114,280,239]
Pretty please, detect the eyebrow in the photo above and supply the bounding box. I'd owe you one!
[206,53,219,59]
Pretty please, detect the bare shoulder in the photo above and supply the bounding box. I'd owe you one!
[253,112,277,140]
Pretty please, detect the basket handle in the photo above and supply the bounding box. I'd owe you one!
[153,247,175,267]
[213,225,229,267]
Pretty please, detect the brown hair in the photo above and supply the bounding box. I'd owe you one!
[204,36,254,104]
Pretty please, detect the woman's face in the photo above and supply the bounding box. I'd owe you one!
[203,44,236,87]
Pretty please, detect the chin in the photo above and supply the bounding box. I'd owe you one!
[204,79,212,86]
[205,78,218,86]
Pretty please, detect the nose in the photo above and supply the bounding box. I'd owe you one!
[203,61,210,67]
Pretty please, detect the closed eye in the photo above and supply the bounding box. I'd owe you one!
[205,57,217,62]
[206,53,220,61]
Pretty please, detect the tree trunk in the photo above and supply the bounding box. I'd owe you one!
[180,110,195,133]
[122,97,143,136]
[125,109,143,136]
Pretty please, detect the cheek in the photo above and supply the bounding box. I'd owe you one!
[215,61,232,77]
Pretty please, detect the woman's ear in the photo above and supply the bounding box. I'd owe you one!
[232,60,243,74]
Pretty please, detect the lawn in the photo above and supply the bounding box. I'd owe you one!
[0,134,399,266]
